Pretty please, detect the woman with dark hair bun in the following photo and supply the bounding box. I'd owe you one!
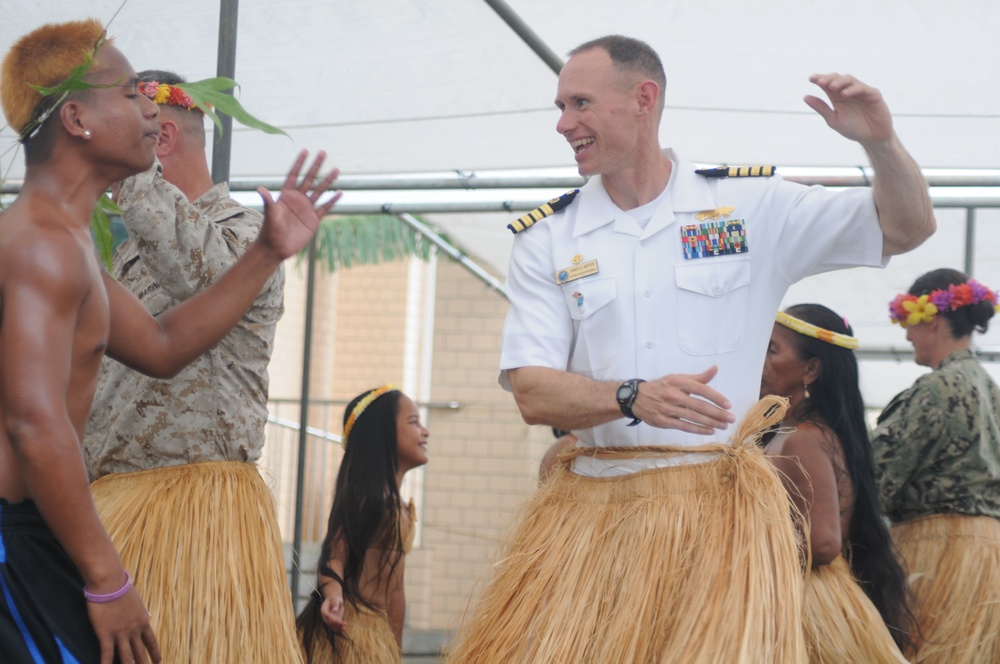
[761,303,916,662]
[874,269,1000,663]
[297,385,429,663]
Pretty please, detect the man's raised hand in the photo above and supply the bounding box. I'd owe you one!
[804,73,895,147]
[256,150,343,260]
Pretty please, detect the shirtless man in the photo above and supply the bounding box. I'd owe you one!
[0,19,339,663]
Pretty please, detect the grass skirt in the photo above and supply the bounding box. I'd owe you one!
[891,513,1000,664]
[91,461,303,664]
[300,603,400,664]
[803,556,908,663]
[446,397,806,664]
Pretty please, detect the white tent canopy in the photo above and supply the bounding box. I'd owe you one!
[3,0,1000,401]
[4,1,999,174]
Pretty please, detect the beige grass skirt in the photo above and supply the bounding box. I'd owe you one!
[891,513,1000,664]
[91,461,303,664]
[446,397,806,664]
[803,556,908,663]
[300,603,400,664]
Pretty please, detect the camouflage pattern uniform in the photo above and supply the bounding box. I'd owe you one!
[872,348,1000,663]
[84,160,284,478]
[872,349,1000,523]
[82,162,303,664]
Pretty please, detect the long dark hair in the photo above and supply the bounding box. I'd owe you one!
[296,387,405,659]
[785,304,918,653]
[909,268,995,338]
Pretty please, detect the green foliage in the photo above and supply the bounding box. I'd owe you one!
[90,193,121,271]
[178,78,288,138]
[306,215,448,272]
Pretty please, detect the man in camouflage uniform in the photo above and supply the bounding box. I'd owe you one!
[83,70,302,663]
[872,268,1000,663]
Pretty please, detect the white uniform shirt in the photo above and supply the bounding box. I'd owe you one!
[499,150,885,476]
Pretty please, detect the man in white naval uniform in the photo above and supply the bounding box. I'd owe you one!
[447,34,935,663]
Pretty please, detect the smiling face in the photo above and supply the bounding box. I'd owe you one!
[395,395,429,474]
[78,44,159,176]
[554,47,642,178]
[760,323,811,403]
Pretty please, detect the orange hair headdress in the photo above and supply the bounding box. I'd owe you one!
[1,18,109,138]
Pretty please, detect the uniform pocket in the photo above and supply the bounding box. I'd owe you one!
[675,259,750,355]
[561,277,618,374]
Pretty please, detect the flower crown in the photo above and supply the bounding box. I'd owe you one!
[776,311,858,350]
[138,81,197,110]
[341,384,399,448]
[889,279,999,328]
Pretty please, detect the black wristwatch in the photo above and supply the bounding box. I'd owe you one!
[616,379,646,427]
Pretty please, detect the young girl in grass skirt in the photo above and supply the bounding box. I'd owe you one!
[297,386,428,663]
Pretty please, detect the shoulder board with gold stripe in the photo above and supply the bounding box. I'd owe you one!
[694,165,776,178]
[507,189,580,235]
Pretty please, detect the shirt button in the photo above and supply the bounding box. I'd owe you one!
[645,341,653,349]
[639,240,647,247]
[643,289,651,297]
[712,285,722,295]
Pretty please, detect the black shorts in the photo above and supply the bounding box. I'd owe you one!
[0,500,101,663]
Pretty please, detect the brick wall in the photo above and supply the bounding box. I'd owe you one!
[264,252,542,634]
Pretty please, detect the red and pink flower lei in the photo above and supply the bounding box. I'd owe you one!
[138,80,197,110]
[889,279,999,328]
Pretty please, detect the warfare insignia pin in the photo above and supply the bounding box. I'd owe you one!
[694,206,736,221]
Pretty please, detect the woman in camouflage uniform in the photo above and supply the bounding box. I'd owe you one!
[874,268,1000,663]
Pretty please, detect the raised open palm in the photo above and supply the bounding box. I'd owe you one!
[256,150,342,259]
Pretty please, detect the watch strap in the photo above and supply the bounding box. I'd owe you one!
[617,378,646,426]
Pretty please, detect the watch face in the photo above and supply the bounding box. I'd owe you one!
[616,383,632,402]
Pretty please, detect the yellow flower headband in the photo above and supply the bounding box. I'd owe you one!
[776,311,859,350]
[342,384,398,448]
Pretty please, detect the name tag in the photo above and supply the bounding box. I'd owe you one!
[555,259,599,284]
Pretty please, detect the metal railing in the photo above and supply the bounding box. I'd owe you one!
[261,397,460,546]
[260,400,343,546]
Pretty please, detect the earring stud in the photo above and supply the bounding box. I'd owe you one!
[83,129,92,139]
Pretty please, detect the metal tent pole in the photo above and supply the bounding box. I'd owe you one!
[397,213,509,299]
[211,0,238,184]
[965,207,977,276]
[484,0,564,75]
[290,238,319,604]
